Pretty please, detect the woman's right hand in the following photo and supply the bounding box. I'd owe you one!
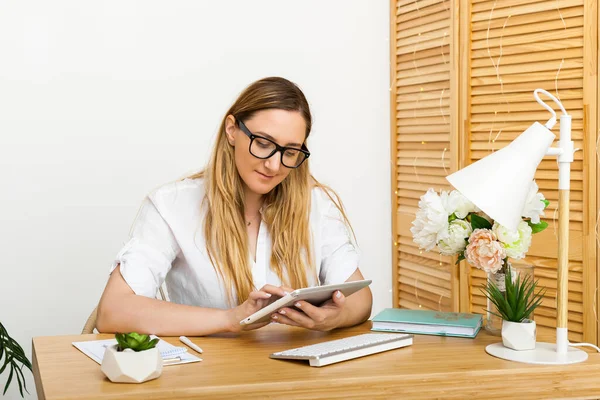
[227,284,292,332]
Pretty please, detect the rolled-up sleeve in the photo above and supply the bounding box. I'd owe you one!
[319,199,360,285]
[109,196,180,298]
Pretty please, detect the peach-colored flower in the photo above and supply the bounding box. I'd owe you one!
[465,229,506,273]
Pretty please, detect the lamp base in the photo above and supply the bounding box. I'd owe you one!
[486,342,588,365]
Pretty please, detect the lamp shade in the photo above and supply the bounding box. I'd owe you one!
[446,122,555,231]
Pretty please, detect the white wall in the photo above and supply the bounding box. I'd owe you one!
[0,1,390,398]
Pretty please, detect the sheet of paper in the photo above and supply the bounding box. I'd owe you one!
[72,336,201,365]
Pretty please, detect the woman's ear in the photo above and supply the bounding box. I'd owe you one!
[225,115,236,146]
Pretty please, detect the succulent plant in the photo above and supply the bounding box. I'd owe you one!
[481,268,546,323]
[115,332,159,352]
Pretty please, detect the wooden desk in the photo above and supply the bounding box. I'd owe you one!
[33,322,600,399]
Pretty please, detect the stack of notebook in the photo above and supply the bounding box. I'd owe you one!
[371,308,482,338]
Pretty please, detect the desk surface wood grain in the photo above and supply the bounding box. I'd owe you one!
[33,322,600,399]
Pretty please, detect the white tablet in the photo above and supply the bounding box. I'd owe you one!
[239,279,372,326]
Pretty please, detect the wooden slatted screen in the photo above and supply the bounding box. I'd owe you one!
[465,0,596,343]
[392,0,459,312]
[393,0,598,344]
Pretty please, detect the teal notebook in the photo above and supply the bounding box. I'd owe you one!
[371,308,482,338]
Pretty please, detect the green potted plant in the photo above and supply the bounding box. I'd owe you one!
[0,321,32,398]
[101,332,162,383]
[481,267,546,350]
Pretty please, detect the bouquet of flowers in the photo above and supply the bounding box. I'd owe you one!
[410,181,549,274]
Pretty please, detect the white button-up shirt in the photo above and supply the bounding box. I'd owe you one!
[110,178,360,309]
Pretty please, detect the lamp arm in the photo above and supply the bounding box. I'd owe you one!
[534,88,574,187]
[534,89,568,129]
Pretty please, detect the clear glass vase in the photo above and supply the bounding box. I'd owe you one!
[484,261,534,336]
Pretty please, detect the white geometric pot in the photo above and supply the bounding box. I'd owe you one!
[101,345,163,383]
[501,319,537,351]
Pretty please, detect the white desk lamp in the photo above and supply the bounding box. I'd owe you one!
[446,89,589,364]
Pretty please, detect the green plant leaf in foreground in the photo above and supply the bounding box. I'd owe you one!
[0,321,32,398]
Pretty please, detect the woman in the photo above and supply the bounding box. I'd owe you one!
[96,77,372,336]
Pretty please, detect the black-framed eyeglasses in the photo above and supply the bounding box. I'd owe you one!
[236,119,310,169]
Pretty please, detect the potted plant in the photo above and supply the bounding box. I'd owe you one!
[481,268,546,350]
[0,321,32,397]
[101,332,162,383]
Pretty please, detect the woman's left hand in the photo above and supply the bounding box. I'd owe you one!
[271,290,346,331]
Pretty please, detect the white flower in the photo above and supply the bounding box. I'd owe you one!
[522,181,546,224]
[438,219,472,256]
[493,221,532,259]
[411,189,449,251]
[445,190,478,219]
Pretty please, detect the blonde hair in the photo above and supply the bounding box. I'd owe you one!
[189,77,353,305]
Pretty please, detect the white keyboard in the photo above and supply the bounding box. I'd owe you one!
[270,333,413,367]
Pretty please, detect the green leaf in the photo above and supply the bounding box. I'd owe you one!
[115,333,128,351]
[527,220,548,234]
[479,278,512,321]
[542,199,550,209]
[470,214,492,231]
[479,267,546,322]
[455,253,465,265]
[0,321,32,398]
[127,332,147,343]
[7,338,31,369]
[15,365,24,397]
[115,333,158,352]
[3,363,14,395]
[0,354,11,376]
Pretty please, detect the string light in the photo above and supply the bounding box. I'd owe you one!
[412,155,420,183]
[440,88,447,124]
[593,287,598,325]
[441,147,448,175]
[412,3,422,121]
[441,32,448,65]
[414,276,422,308]
[552,206,559,240]
[596,132,600,249]
[485,1,511,153]
[592,132,600,324]
[554,0,567,99]
[403,0,450,311]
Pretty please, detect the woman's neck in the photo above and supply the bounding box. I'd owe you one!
[243,187,264,218]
